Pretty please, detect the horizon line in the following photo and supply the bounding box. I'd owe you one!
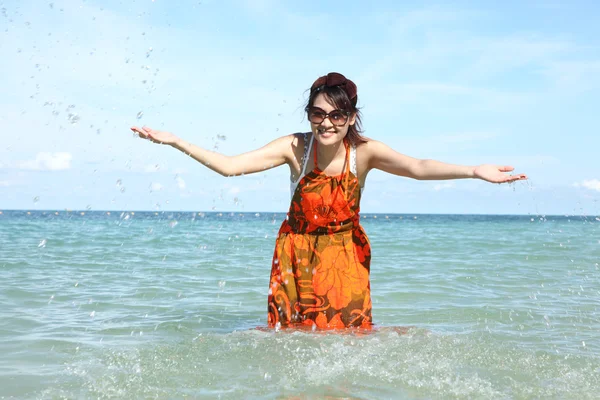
[0,209,596,218]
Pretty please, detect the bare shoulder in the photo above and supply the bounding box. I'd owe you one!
[288,132,310,156]
[262,132,303,160]
[356,137,387,151]
[355,137,389,164]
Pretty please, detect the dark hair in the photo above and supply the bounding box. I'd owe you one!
[304,85,367,146]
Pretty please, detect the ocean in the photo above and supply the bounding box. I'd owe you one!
[0,210,598,399]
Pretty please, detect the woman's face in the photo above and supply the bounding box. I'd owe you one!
[309,93,356,147]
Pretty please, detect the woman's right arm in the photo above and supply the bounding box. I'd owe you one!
[130,126,296,176]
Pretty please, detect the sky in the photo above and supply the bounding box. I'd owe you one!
[0,0,599,215]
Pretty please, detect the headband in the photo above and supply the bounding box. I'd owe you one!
[310,72,357,100]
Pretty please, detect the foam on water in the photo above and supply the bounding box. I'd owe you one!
[30,328,599,399]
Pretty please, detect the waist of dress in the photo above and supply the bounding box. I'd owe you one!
[280,215,360,235]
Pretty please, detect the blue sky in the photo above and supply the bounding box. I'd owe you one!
[1,0,599,215]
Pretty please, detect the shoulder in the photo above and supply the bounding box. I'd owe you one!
[355,137,388,156]
[291,131,310,143]
[267,132,307,149]
[285,132,312,162]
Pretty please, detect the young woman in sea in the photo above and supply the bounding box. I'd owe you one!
[130,72,527,331]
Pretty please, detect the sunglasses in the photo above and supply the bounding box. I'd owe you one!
[307,107,350,126]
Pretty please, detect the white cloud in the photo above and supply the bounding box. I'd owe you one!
[15,152,72,171]
[574,179,600,192]
[433,182,455,191]
[175,176,186,190]
[543,60,600,92]
[150,182,163,192]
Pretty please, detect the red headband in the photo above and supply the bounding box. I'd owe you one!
[311,72,357,100]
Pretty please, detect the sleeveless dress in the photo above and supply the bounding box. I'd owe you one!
[267,134,373,330]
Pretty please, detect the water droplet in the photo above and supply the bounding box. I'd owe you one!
[120,186,126,193]
[218,280,226,289]
[90,311,95,318]
[116,179,122,187]
[136,111,143,119]
[67,113,80,124]
[264,372,272,381]
[168,220,178,228]
[38,239,47,248]
[33,196,40,203]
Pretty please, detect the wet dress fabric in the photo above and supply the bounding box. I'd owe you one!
[267,135,372,330]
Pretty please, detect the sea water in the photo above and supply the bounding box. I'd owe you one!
[0,211,598,399]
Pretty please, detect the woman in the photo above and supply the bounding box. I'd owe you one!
[130,72,527,331]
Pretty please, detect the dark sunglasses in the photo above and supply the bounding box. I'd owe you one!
[307,107,350,126]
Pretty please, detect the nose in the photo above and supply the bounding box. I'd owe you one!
[320,114,334,128]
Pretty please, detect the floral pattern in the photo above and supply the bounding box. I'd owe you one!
[268,139,372,330]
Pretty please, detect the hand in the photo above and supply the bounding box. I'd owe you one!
[474,164,528,184]
[130,126,179,146]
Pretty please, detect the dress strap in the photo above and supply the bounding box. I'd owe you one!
[349,143,357,176]
[302,133,314,177]
[292,133,313,185]
[313,136,318,168]
[343,139,350,189]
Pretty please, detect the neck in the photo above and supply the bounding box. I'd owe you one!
[316,138,346,164]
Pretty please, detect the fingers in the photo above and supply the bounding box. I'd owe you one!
[130,126,154,142]
[130,126,145,137]
[503,174,527,183]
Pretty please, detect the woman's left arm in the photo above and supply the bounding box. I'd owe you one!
[365,140,527,183]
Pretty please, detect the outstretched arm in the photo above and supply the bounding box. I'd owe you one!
[365,140,527,183]
[130,126,294,177]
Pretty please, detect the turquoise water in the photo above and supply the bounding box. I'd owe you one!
[0,211,599,399]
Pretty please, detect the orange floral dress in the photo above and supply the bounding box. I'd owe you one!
[267,136,372,330]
